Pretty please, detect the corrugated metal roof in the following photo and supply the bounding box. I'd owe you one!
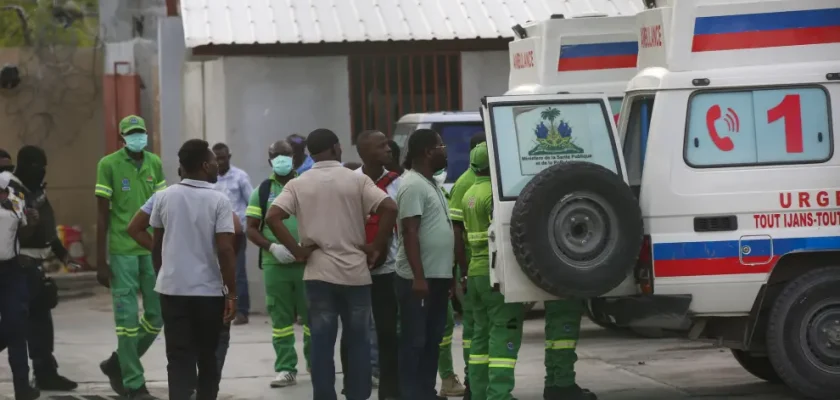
[180,0,646,48]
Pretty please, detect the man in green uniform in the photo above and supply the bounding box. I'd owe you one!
[95,115,165,400]
[436,182,466,398]
[543,300,595,399]
[463,143,523,400]
[442,133,485,399]
[245,140,310,388]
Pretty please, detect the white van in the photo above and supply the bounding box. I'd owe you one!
[490,12,647,326]
[483,0,840,398]
[393,112,484,192]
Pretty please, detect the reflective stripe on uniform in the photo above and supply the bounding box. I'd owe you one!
[154,181,167,192]
[469,354,489,365]
[545,340,577,350]
[489,357,517,369]
[95,184,113,198]
[245,205,262,218]
[272,326,295,338]
[440,335,453,346]
[449,208,464,219]
[116,326,139,337]
[467,231,488,243]
[140,316,161,334]
[463,339,472,349]
[303,325,311,336]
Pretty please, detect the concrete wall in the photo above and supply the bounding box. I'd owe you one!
[0,48,103,253]
[460,51,510,110]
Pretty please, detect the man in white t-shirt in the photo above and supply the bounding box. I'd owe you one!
[149,139,237,400]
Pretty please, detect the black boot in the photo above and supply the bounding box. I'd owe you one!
[34,372,78,391]
[100,352,125,396]
[544,384,597,400]
[462,377,471,400]
[14,382,40,400]
[125,385,159,400]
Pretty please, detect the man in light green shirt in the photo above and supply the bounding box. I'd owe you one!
[394,128,455,398]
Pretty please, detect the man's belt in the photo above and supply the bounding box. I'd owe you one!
[20,246,51,260]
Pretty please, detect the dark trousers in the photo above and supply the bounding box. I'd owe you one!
[340,272,400,399]
[234,235,249,316]
[396,277,450,400]
[306,280,372,400]
[0,260,31,394]
[160,294,225,400]
[0,259,58,378]
[216,323,231,376]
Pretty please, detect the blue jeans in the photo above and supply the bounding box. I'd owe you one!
[370,311,379,377]
[395,277,451,400]
[235,235,249,316]
[0,260,32,394]
[306,280,372,400]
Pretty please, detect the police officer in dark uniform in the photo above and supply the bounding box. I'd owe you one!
[0,146,78,391]
[0,150,41,400]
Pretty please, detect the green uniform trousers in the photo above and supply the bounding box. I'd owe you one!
[439,270,473,380]
[264,265,311,373]
[544,300,583,388]
[109,254,162,391]
[439,301,456,379]
[467,275,524,400]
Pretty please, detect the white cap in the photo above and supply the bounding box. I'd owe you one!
[0,171,11,190]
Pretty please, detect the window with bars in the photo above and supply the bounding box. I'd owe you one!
[348,53,462,142]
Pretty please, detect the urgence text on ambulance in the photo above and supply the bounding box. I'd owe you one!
[753,191,840,229]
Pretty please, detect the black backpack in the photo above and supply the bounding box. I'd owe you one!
[255,179,273,269]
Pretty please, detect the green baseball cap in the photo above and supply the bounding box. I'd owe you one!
[119,115,146,135]
[470,142,489,171]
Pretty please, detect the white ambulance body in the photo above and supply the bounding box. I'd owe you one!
[505,14,640,119]
[484,0,840,397]
[484,14,644,304]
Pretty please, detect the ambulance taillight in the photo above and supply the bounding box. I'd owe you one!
[636,235,653,294]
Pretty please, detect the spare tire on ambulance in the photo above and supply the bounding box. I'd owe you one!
[510,162,643,298]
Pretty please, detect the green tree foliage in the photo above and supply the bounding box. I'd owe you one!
[0,0,99,48]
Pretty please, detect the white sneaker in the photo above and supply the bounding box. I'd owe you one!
[270,371,297,388]
[372,375,380,388]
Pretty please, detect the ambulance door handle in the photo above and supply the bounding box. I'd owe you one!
[693,215,738,232]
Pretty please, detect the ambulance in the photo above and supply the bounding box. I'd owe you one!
[482,0,840,398]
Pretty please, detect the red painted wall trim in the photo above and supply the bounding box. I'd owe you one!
[166,0,179,16]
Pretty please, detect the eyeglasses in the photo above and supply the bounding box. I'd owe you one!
[435,144,447,150]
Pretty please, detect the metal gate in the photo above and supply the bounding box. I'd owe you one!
[348,53,462,141]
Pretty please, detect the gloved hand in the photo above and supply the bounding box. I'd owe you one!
[269,243,296,264]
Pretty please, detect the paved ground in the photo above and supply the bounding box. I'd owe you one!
[0,289,806,400]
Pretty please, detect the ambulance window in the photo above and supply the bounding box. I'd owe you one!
[685,87,831,167]
[622,96,655,191]
[431,122,485,183]
[609,98,623,125]
[489,100,620,199]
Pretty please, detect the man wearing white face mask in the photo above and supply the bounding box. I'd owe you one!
[245,139,310,388]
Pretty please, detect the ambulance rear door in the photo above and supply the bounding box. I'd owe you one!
[482,93,640,303]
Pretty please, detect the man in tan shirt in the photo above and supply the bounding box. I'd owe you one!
[265,128,398,400]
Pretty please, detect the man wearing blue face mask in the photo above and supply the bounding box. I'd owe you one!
[245,139,311,388]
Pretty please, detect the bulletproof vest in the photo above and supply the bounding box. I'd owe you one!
[9,180,58,250]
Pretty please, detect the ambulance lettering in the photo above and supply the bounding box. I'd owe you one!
[640,25,663,48]
[752,191,840,229]
[513,51,535,70]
